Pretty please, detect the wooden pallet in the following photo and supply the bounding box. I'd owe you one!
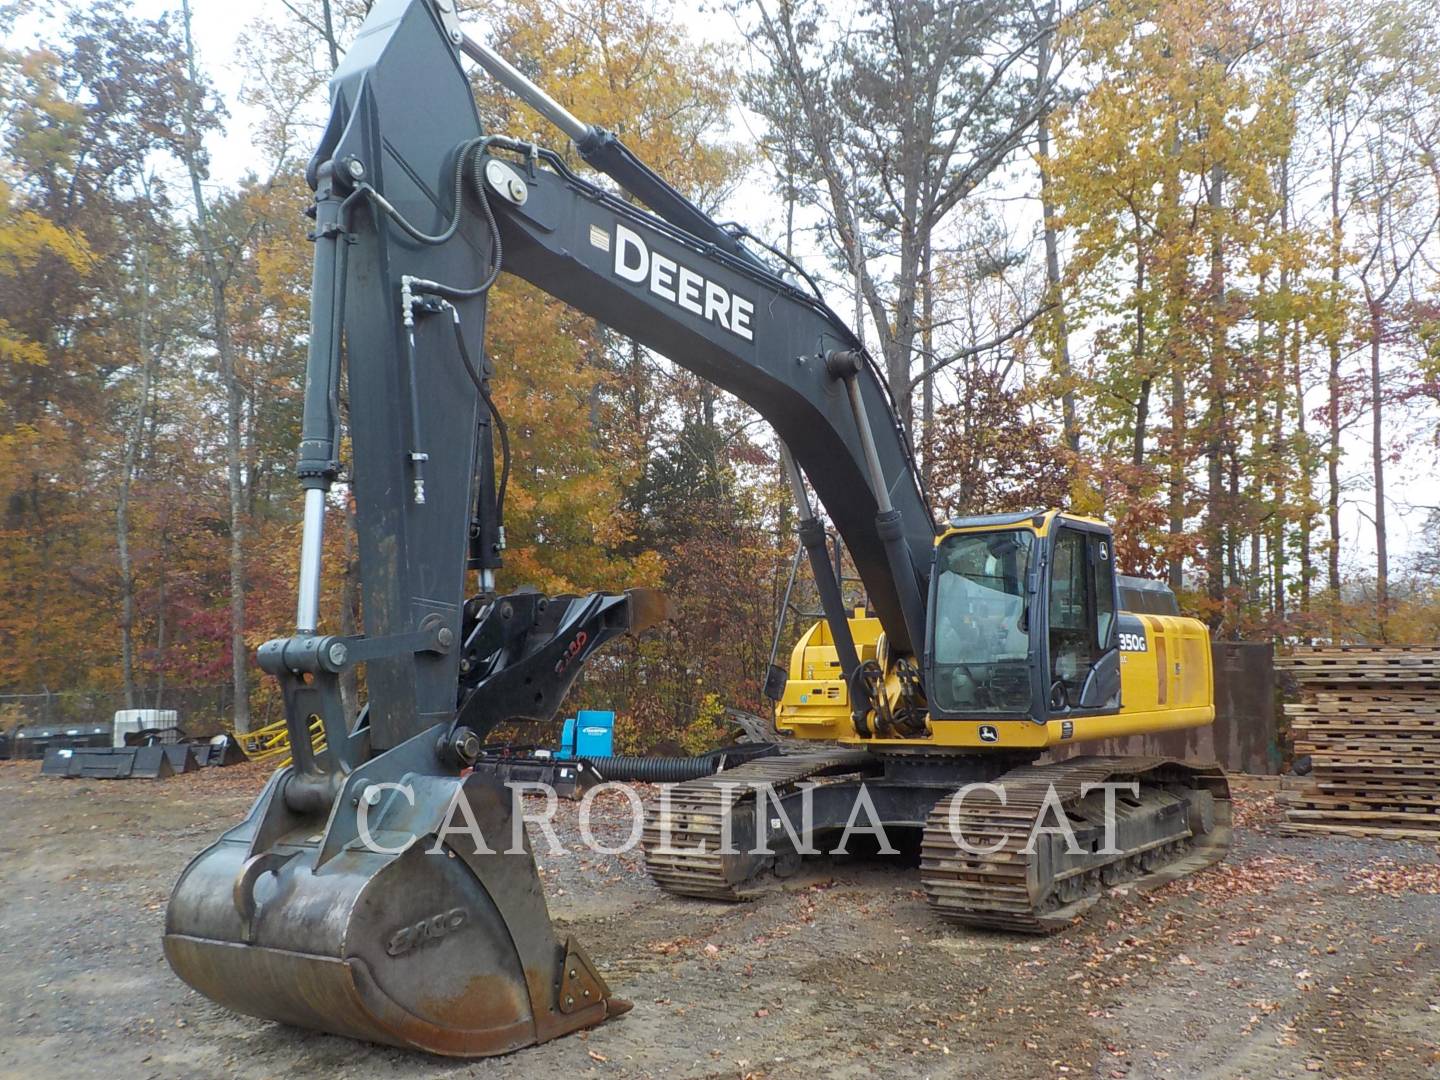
[1279,646,1440,840]
[1280,821,1440,842]
[1278,646,1440,667]
[1283,789,1440,810]
[1288,702,1440,717]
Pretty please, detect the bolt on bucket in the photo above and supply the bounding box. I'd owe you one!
[164,727,628,1056]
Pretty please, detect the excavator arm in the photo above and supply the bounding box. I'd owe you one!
[164,0,937,1057]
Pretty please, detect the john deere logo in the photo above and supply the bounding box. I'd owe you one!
[978,725,999,743]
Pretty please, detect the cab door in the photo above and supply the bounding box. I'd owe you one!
[1044,524,1121,714]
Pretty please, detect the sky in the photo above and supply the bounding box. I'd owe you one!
[22,0,1433,575]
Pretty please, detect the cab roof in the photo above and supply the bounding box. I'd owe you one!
[941,508,1108,537]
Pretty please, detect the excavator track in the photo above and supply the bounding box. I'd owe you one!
[920,756,1231,933]
[641,748,876,900]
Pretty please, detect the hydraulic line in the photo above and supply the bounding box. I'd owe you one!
[446,305,511,534]
[361,135,505,298]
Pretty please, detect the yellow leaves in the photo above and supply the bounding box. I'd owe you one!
[0,181,92,377]
[478,0,744,203]
[0,322,47,368]
[0,180,91,274]
[0,199,92,277]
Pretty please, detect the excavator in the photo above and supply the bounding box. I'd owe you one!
[164,0,1230,1058]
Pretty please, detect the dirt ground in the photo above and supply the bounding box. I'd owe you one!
[1,760,1438,1080]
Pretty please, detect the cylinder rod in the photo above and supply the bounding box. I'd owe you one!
[779,442,863,716]
[842,377,893,514]
[458,33,592,144]
[779,443,812,519]
[836,371,926,658]
[296,487,326,633]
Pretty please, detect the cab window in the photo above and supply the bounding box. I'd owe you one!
[1048,527,1115,705]
[930,530,1034,714]
[1094,535,1116,646]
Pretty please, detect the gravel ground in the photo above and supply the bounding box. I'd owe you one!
[1,759,1437,1080]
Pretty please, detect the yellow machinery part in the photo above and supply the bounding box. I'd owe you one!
[775,612,880,741]
[776,610,1215,752]
[240,715,326,767]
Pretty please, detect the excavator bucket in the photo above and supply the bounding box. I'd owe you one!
[165,726,627,1056]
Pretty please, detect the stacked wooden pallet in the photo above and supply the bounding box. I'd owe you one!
[1277,646,1440,842]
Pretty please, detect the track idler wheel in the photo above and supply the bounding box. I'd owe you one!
[164,746,628,1056]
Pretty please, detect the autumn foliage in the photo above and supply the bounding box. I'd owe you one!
[1,0,1437,741]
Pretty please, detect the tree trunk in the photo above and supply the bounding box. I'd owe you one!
[1324,167,1344,610]
[1162,124,1186,594]
[1293,316,1312,622]
[1325,328,1341,607]
[1204,160,1226,632]
[1274,160,1292,624]
[320,0,341,69]
[1367,292,1388,634]
[181,0,250,731]
[1036,5,1078,454]
[154,560,167,709]
[1132,227,1149,468]
[921,238,935,490]
[117,243,157,710]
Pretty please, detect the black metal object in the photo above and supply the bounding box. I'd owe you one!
[1117,575,1181,616]
[471,752,587,798]
[484,149,933,645]
[13,723,111,759]
[197,734,249,768]
[41,744,177,779]
[581,742,781,785]
[798,517,863,684]
[451,589,666,745]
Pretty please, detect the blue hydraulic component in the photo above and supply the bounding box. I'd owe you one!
[574,710,615,758]
[557,711,613,759]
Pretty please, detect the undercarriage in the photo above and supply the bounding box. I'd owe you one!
[642,749,1231,931]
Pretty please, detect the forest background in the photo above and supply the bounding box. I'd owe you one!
[3,0,1438,746]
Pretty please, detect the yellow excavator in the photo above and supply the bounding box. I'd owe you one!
[642,509,1227,932]
[164,0,1228,1057]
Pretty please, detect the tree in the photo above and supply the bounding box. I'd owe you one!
[1048,0,1304,631]
[739,0,1063,434]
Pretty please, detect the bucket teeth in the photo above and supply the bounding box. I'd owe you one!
[165,763,626,1057]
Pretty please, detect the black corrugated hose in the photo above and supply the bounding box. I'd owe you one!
[580,744,779,784]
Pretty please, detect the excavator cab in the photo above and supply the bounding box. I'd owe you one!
[928,509,1123,725]
[929,525,1036,714]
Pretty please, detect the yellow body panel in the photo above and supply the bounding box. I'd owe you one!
[776,611,881,741]
[775,511,1216,753]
